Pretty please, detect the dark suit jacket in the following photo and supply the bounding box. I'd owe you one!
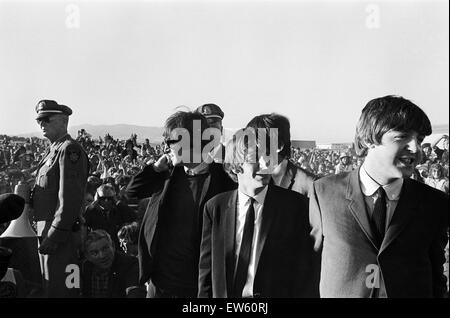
[310,168,449,298]
[198,184,320,298]
[126,163,237,285]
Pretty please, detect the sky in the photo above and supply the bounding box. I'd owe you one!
[0,0,448,143]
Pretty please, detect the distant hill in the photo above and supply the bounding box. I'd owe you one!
[73,124,166,143]
[18,124,165,143]
[18,123,237,144]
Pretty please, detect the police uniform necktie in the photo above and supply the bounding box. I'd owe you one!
[233,197,255,297]
[372,186,387,248]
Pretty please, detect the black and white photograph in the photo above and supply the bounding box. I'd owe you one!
[0,0,448,306]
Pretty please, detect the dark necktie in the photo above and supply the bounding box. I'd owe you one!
[233,197,255,297]
[372,187,387,248]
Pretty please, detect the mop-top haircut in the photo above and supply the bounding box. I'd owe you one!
[354,95,432,157]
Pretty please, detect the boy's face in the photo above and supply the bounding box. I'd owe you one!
[367,130,424,179]
[238,159,272,192]
[431,167,442,179]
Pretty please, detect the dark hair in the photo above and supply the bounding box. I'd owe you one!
[163,110,210,149]
[125,139,134,148]
[117,222,139,244]
[84,229,113,252]
[355,95,432,156]
[246,113,291,159]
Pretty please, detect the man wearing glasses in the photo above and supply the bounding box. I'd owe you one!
[31,100,88,297]
[126,110,236,297]
[83,183,136,249]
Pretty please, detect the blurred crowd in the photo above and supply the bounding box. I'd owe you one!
[1,131,448,205]
[0,131,448,267]
[0,126,449,298]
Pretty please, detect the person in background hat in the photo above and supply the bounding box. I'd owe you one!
[195,103,224,132]
[195,103,225,163]
[31,99,89,297]
[334,151,354,174]
[83,184,136,249]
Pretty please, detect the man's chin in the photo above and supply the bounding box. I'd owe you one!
[255,175,271,185]
[97,260,113,269]
[397,166,414,178]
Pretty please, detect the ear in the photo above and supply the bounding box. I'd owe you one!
[365,142,376,149]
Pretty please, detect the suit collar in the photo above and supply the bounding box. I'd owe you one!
[254,184,276,271]
[184,162,210,176]
[346,168,379,251]
[237,185,268,210]
[359,165,403,201]
[225,190,238,296]
[347,168,418,253]
[380,178,419,253]
[272,159,289,186]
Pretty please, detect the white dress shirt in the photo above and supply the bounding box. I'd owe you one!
[235,186,268,298]
[359,166,403,232]
[359,165,404,297]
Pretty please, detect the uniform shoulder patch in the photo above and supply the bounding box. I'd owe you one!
[66,144,81,164]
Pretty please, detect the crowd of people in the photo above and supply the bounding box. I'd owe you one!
[2,132,448,200]
[0,97,448,298]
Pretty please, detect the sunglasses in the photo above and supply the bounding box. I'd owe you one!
[36,116,55,124]
[163,137,182,147]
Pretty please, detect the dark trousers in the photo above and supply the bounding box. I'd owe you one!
[38,233,81,298]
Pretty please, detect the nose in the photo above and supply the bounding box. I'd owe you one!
[258,156,273,174]
[38,121,48,129]
[407,135,421,153]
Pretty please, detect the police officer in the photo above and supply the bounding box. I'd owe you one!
[31,100,88,297]
[194,103,225,163]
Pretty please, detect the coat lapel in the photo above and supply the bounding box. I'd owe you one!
[346,168,379,251]
[148,167,179,255]
[254,185,276,273]
[380,179,418,253]
[225,190,238,296]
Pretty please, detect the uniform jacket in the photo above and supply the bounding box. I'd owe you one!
[310,168,449,298]
[198,184,320,298]
[32,134,88,243]
[126,163,237,285]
